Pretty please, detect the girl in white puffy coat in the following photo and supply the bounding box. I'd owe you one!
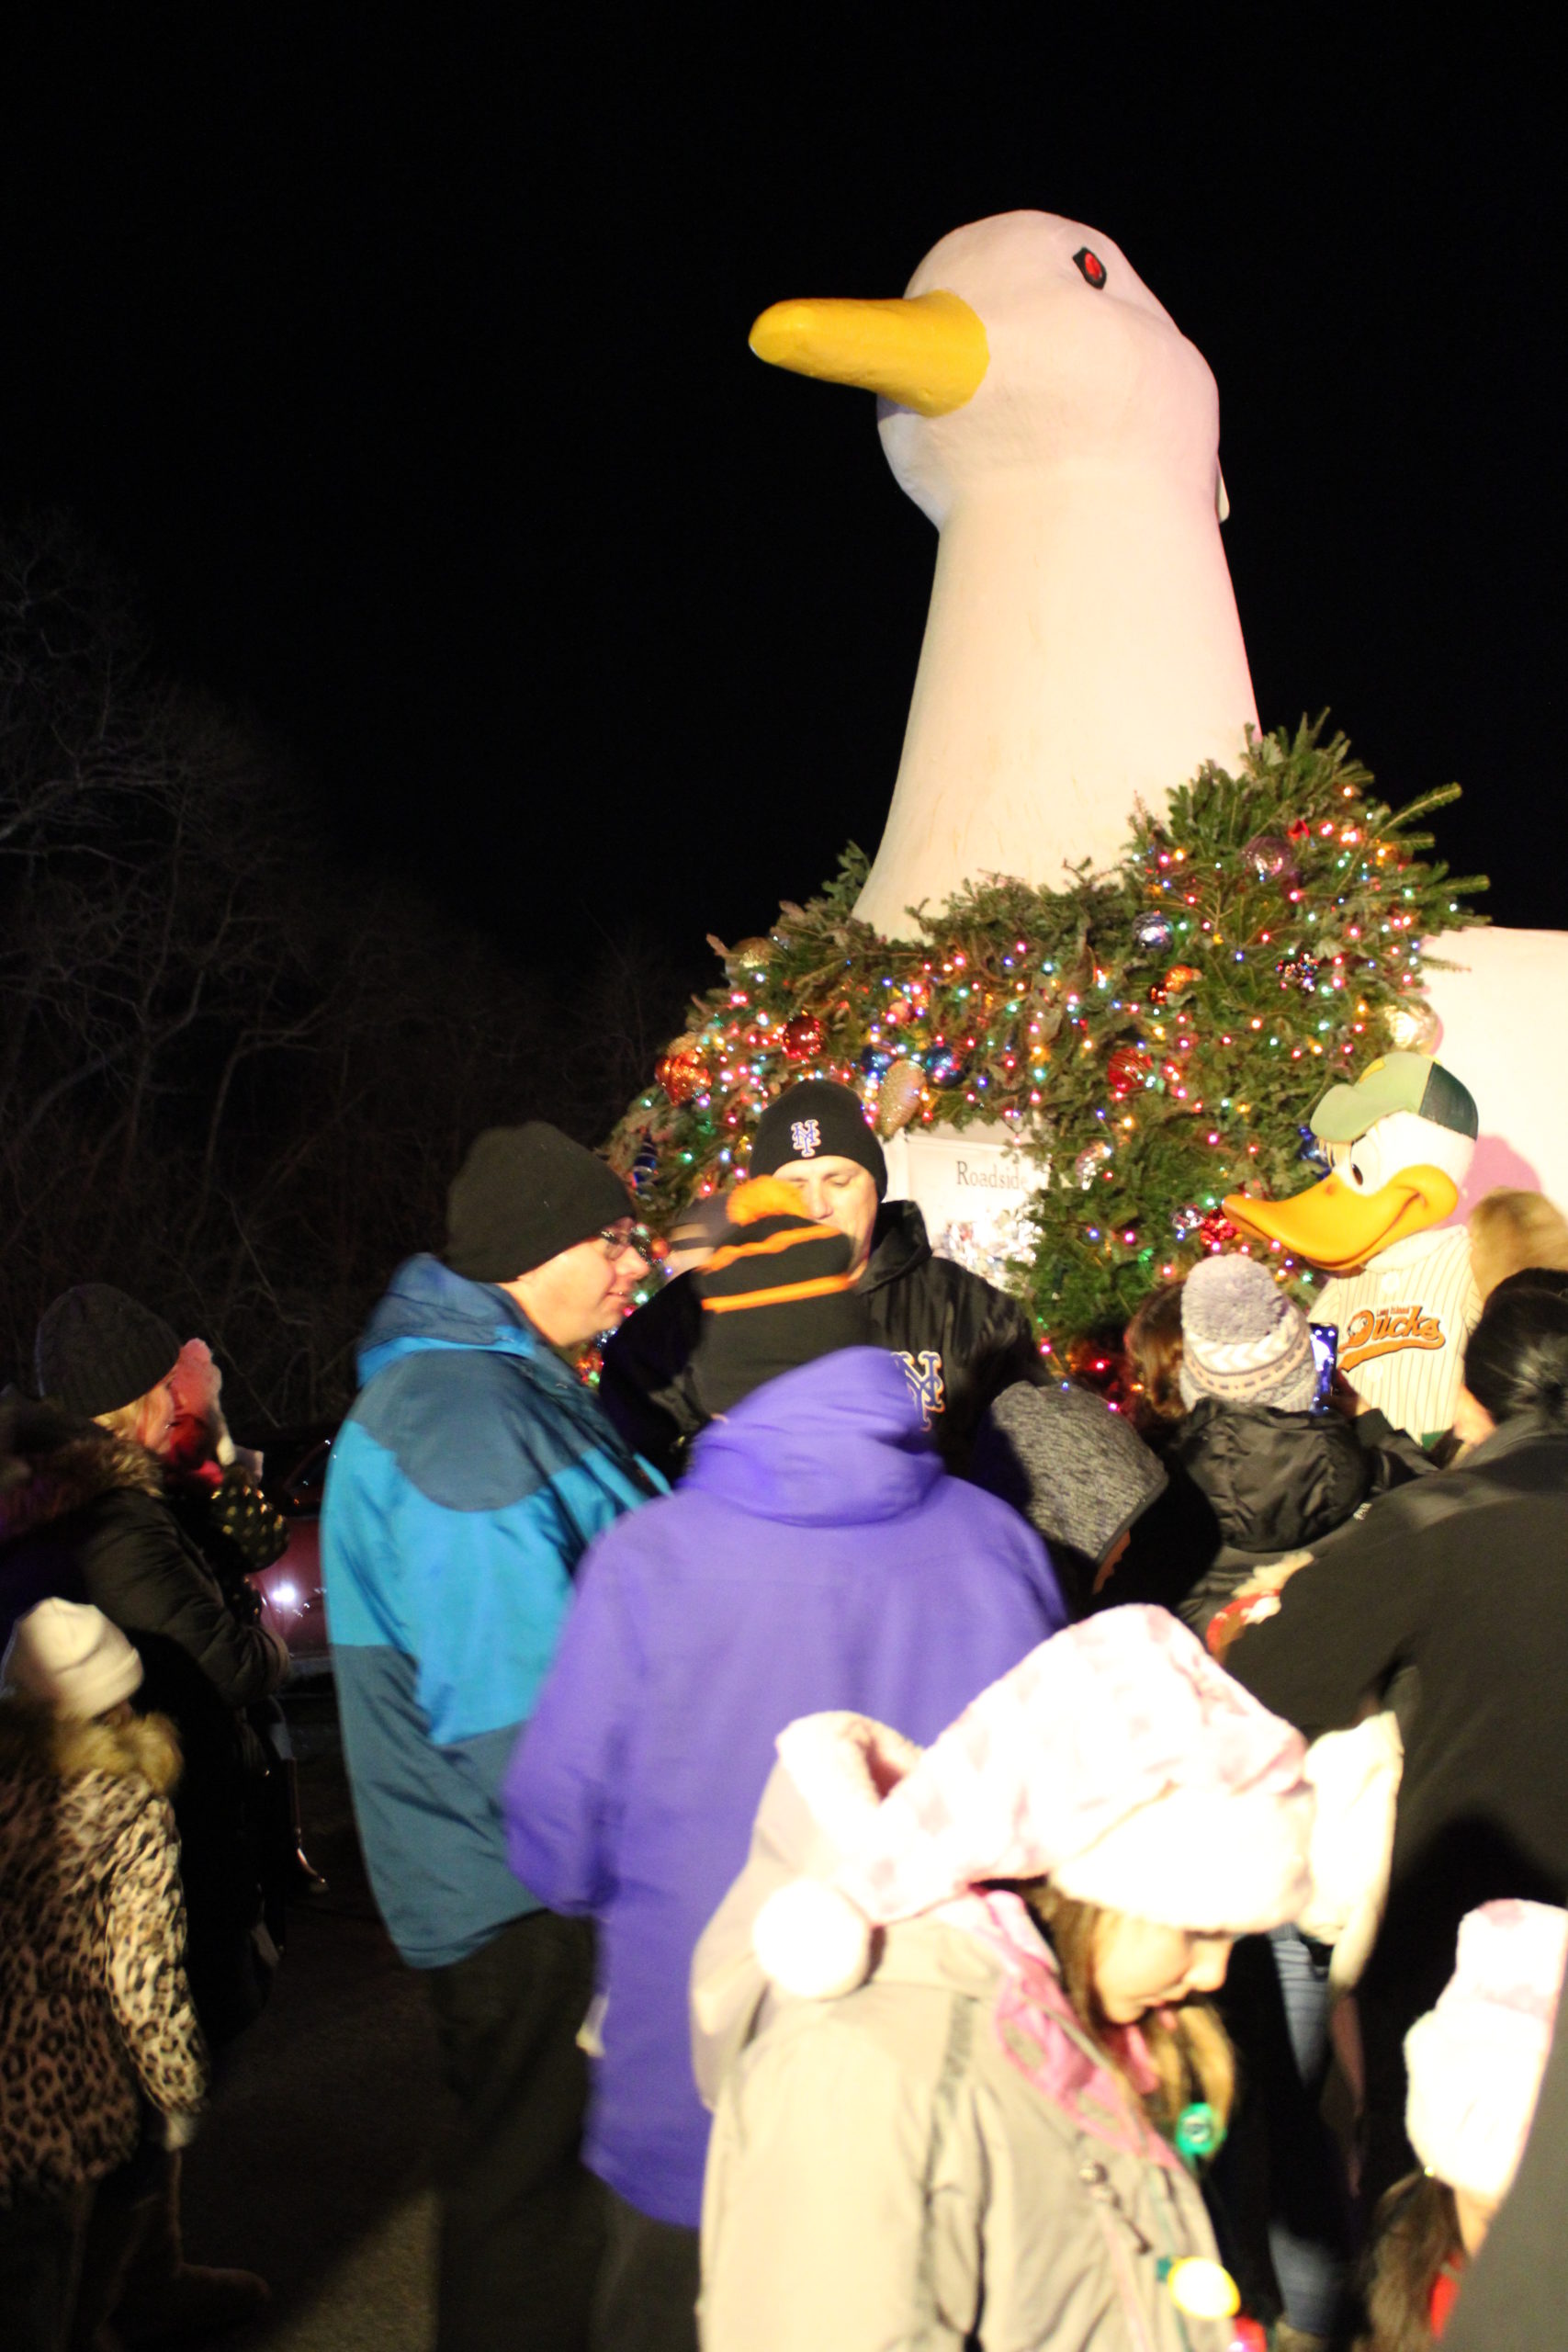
[692,1607,1314,2352]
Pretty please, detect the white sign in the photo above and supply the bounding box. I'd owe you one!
[883,1121,1043,1287]
[1422,926,1568,1213]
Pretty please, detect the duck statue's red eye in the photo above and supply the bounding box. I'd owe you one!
[1073,248,1107,289]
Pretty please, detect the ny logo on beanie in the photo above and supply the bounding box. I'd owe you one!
[790,1118,822,1159]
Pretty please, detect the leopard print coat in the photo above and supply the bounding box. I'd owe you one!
[0,1711,209,2202]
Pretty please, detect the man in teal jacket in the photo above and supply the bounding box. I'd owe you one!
[322,1124,660,2352]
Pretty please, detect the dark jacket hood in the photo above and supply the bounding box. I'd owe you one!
[685,1346,943,1527]
[356,1252,547,1386]
[0,1395,160,1545]
[859,1199,931,1294]
[1166,1397,1374,1555]
[971,1381,1167,1565]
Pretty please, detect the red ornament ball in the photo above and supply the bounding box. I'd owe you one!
[1197,1209,1236,1253]
[656,1038,709,1104]
[1107,1044,1154,1098]
[782,1013,825,1062]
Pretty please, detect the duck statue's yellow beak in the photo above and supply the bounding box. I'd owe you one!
[1224,1165,1460,1278]
[749,290,989,418]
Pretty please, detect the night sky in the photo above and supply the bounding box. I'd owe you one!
[4,19,1562,980]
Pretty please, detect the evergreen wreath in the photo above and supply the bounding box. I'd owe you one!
[607,720,1485,1362]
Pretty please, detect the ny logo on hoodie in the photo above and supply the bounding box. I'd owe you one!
[894,1349,945,1428]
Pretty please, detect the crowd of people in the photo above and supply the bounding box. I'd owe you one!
[0,1286,321,2345]
[4,1076,1568,2352]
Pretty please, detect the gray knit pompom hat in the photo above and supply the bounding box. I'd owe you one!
[1179,1254,1317,1413]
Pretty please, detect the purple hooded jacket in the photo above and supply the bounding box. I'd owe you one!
[503,1345,1066,2226]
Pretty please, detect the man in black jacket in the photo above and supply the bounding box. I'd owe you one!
[1224,1382,1568,2206]
[601,1080,1044,1476]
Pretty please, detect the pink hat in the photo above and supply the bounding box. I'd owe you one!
[1405,1899,1568,2203]
[752,1608,1313,2000]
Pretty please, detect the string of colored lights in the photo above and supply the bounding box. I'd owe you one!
[609,721,1484,1362]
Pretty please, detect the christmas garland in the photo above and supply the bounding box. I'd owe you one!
[607,720,1486,1359]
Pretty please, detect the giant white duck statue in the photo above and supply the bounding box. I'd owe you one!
[749,209,1568,1225]
[750,209,1258,938]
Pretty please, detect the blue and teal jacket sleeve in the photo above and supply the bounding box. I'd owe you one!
[321,1255,662,1968]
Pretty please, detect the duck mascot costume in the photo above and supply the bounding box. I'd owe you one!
[1224,1053,1480,1442]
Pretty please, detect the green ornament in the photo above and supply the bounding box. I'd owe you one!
[1174,2100,1224,2166]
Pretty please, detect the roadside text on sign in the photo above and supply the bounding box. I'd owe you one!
[953,1159,1022,1191]
[885,1124,1043,1288]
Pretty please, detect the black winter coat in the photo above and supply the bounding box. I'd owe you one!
[1103,1399,1426,1631]
[1227,1409,1568,2152]
[600,1199,1043,1477]
[0,1400,288,2045]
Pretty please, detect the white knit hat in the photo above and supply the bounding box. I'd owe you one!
[1405,1899,1568,2203]
[1179,1252,1316,1413]
[3,1599,143,1720]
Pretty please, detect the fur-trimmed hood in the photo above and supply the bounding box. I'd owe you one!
[0,1394,161,1545]
[0,1693,181,1795]
[0,1689,208,2196]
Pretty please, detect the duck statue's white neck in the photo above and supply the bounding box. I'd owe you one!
[753,211,1259,942]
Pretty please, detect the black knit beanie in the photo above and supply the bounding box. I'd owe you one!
[35,1285,183,1420]
[693,1177,873,1416]
[445,1124,633,1283]
[750,1080,887,1199]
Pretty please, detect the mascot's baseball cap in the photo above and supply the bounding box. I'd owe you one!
[750,1080,887,1199]
[1311,1053,1478,1147]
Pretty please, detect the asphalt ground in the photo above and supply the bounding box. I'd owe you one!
[176,1682,443,2351]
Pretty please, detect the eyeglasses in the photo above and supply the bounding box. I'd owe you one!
[598,1224,662,1264]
